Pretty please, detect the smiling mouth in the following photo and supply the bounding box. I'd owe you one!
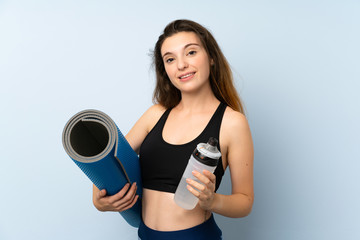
[179,72,195,79]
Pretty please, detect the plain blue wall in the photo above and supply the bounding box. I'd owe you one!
[0,1,359,239]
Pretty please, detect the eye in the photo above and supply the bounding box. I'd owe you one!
[187,50,196,56]
[166,58,174,63]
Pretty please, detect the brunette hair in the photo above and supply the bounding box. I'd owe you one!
[152,19,244,113]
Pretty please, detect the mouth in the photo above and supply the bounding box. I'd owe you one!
[178,72,196,81]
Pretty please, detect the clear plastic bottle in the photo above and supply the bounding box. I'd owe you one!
[174,137,221,210]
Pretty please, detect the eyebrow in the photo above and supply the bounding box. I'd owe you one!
[162,43,200,59]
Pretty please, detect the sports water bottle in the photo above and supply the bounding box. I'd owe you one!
[174,137,221,210]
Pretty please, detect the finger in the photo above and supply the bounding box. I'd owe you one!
[112,182,137,206]
[119,195,139,211]
[186,178,205,191]
[202,170,216,184]
[187,185,200,198]
[125,182,138,198]
[108,183,131,203]
[97,189,107,199]
[115,189,138,211]
[192,170,211,185]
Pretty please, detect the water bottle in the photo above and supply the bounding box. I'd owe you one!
[174,137,221,210]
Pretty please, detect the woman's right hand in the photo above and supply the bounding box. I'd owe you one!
[92,182,139,212]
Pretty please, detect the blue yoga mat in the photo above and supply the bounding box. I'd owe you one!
[62,109,142,228]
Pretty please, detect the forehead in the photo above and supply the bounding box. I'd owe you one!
[161,31,203,55]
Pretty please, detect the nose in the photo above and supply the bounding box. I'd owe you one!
[177,57,188,70]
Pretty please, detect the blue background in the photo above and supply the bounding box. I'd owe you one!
[0,0,359,239]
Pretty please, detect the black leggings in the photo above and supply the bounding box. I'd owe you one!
[138,214,222,240]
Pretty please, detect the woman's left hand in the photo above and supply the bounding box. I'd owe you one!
[186,170,216,211]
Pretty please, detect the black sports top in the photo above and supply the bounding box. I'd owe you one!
[139,102,227,193]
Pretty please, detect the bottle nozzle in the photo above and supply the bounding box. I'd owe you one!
[207,137,218,147]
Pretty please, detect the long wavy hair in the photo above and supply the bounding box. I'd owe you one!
[152,19,244,113]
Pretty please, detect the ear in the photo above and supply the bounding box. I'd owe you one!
[210,58,215,66]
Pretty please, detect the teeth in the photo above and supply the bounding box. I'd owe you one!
[180,73,194,79]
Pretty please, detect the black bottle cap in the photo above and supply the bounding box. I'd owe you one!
[207,137,218,147]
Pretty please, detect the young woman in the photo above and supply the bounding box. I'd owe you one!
[92,19,254,239]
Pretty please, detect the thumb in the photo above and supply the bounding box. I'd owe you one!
[98,189,107,198]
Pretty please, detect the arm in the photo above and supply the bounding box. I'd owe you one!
[92,104,166,211]
[212,111,254,217]
[187,109,254,218]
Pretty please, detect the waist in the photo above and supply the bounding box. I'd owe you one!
[142,188,211,231]
[138,213,222,240]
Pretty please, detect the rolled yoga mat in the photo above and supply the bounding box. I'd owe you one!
[62,109,142,228]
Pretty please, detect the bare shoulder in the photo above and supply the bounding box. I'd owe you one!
[220,107,253,157]
[220,107,253,175]
[222,107,250,134]
[126,104,166,153]
[142,104,166,126]
[136,104,167,132]
[145,104,167,116]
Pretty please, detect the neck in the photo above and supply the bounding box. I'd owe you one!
[176,86,220,112]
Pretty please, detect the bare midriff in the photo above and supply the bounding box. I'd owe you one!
[141,188,211,231]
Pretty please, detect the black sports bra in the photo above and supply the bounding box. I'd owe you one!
[139,102,227,193]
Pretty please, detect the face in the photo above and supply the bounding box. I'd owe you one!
[161,31,212,94]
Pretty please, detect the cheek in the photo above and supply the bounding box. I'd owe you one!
[164,65,176,80]
[163,66,174,84]
[200,62,211,78]
[198,56,211,74]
